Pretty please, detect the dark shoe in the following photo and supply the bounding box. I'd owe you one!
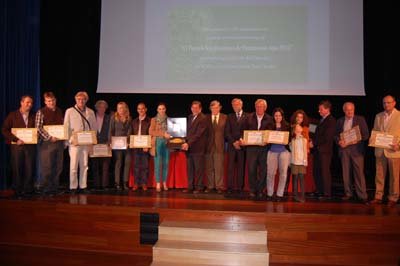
[387,200,397,207]
[114,184,121,190]
[80,188,90,194]
[217,189,224,194]
[266,195,273,201]
[341,195,352,201]
[193,189,201,194]
[204,188,212,193]
[318,196,331,201]
[182,189,192,193]
[69,189,78,195]
[369,198,382,205]
[123,184,129,190]
[249,192,256,199]
[274,196,283,202]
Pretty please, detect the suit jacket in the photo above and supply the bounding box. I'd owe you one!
[186,112,208,154]
[2,110,36,144]
[206,113,227,154]
[225,111,248,146]
[314,114,336,153]
[334,115,369,156]
[373,108,400,158]
[96,113,111,144]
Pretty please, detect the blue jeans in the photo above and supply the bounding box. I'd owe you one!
[154,137,170,182]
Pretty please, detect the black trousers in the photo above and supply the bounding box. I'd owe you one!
[10,144,36,195]
[39,141,64,192]
[133,150,149,185]
[246,147,267,194]
[186,153,205,190]
[91,157,111,188]
[227,146,245,190]
[313,151,332,197]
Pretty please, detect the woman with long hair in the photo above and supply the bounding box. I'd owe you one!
[149,103,171,192]
[110,102,132,190]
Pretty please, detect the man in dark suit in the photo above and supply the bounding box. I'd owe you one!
[312,100,336,199]
[91,100,111,190]
[2,95,36,198]
[242,99,274,199]
[225,98,248,193]
[334,102,369,203]
[205,100,227,193]
[182,101,208,193]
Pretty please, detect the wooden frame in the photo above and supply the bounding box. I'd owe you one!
[72,130,97,145]
[89,144,112,157]
[264,130,289,145]
[111,136,128,150]
[129,135,151,148]
[43,125,68,140]
[11,128,38,144]
[369,130,398,149]
[243,130,265,145]
[340,125,361,145]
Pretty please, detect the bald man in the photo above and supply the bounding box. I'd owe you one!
[370,95,400,207]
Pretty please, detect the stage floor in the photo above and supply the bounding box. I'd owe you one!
[1,190,399,266]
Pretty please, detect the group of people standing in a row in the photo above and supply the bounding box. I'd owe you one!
[2,92,400,206]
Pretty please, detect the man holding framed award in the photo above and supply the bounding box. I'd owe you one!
[334,102,369,203]
[2,95,36,198]
[35,92,65,195]
[240,99,274,199]
[64,91,97,194]
[369,95,400,207]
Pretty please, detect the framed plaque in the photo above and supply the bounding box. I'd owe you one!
[89,144,112,157]
[43,125,68,140]
[243,130,265,145]
[369,130,398,149]
[72,130,97,145]
[309,123,317,134]
[129,135,151,148]
[167,117,187,149]
[111,136,128,150]
[264,130,289,145]
[11,128,37,144]
[340,125,361,146]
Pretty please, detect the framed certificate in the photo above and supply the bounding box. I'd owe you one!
[111,136,128,150]
[340,125,361,145]
[309,123,317,134]
[167,117,187,138]
[264,130,289,145]
[72,130,97,145]
[11,128,37,144]
[243,130,265,145]
[43,125,68,140]
[129,135,151,148]
[89,144,112,157]
[369,130,398,149]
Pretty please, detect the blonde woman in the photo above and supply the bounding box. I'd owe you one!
[149,103,170,192]
[110,102,132,190]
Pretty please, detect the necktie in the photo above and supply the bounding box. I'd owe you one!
[236,112,240,121]
[213,115,217,126]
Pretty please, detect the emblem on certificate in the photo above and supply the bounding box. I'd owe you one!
[340,125,361,146]
[111,136,128,150]
[89,144,112,157]
[369,130,399,149]
[167,117,187,149]
[11,128,38,144]
[264,130,289,145]
[44,125,68,140]
[129,135,151,148]
[243,130,265,145]
[72,130,97,145]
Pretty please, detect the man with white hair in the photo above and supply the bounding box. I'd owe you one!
[242,99,274,199]
[64,91,97,194]
[334,102,369,203]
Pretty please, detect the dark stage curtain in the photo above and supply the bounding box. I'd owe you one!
[0,0,40,190]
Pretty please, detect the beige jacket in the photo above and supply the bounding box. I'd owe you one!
[373,108,400,158]
[149,117,167,156]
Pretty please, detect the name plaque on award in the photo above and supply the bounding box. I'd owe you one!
[167,117,187,149]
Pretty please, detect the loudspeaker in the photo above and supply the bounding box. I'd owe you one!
[140,212,159,245]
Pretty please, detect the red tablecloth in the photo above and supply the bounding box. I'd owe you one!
[129,151,315,192]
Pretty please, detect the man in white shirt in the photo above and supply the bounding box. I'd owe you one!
[64,91,97,194]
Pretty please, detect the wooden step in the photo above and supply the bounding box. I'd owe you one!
[159,221,267,245]
[151,262,228,266]
[153,239,269,266]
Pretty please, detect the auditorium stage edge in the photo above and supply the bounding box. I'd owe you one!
[0,190,399,266]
